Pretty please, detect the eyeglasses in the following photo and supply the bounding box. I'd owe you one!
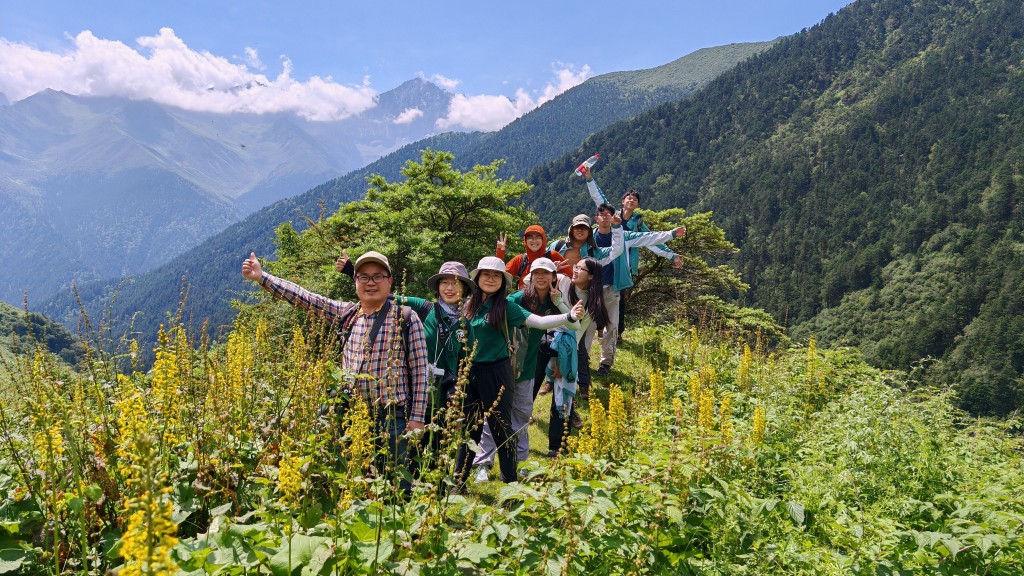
[355,273,391,284]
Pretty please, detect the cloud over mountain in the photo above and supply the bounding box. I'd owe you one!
[0,28,591,131]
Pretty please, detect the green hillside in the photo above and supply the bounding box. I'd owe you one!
[524,0,1024,415]
[0,300,83,368]
[37,43,772,363]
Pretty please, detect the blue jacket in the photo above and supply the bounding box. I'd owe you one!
[586,178,677,280]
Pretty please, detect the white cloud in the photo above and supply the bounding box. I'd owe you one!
[436,64,592,132]
[429,73,460,92]
[243,47,264,71]
[0,28,377,121]
[393,107,423,124]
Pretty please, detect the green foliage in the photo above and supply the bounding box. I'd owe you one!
[3,300,1024,573]
[264,150,535,301]
[0,300,83,367]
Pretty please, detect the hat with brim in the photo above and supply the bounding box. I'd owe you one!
[529,257,557,275]
[567,214,592,238]
[427,261,474,293]
[354,250,391,275]
[470,256,514,288]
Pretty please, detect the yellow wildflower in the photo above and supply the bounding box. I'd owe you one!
[697,388,715,432]
[120,495,179,576]
[607,385,628,455]
[343,394,373,474]
[751,404,766,445]
[277,452,303,505]
[719,394,733,445]
[648,369,665,411]
[738,344,752,390]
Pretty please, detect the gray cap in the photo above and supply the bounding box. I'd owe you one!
[427,261,474,293]
[354,250,391,274]
[567,214,595,248]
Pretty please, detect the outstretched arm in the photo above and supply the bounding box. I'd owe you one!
[242,252,354,319]
[625,227,686,268]
[523,300,585,330]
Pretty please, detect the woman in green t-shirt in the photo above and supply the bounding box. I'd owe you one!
[454,256,583,488]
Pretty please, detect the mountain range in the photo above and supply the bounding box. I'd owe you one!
[0,78,453,304]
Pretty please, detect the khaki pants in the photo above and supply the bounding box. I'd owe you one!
[585,286,621,368]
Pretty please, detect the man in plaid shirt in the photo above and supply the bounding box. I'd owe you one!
[242,250,430,463]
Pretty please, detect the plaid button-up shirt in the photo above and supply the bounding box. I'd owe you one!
[259,272,430,422]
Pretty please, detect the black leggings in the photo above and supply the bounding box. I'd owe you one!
[454,359,518,485]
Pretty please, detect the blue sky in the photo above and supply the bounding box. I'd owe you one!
[1,0,853,130]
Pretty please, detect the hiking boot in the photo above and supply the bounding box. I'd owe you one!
[473,466,490,483]
[596,364,611,377]
[539,381,553,395]
[546,450,559,458]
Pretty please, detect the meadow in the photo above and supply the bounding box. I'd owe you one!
[1,309,1022,575]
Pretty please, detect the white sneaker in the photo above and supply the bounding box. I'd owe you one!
[473,466,490,483]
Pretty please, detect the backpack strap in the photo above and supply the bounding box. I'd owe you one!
[552,239,567,254]
[516,255,530,283]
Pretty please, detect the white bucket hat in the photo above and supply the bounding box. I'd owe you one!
[470,256,514,288]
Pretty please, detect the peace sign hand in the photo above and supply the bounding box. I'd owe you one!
[496,232,507,253]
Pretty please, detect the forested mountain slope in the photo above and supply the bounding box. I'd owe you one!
[524,0,1024,414]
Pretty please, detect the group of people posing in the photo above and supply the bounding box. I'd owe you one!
[240,167,685,491]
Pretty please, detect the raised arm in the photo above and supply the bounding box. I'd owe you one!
[242,252,355,320]
[581,166,610,208]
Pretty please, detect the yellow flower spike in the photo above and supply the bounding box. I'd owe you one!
[687,372,702,409]
[649,369,666,411]
[719,394,734,445]
[607,385,628,456]
[119,436,179,576]
[130,339,140,372]
[277,451,303,505]
[751,404,766,445]
[738,344,752,391]
[343,395,373,475]
[697,388,715,432]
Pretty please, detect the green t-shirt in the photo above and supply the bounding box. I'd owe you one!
[508,290,559,381]
[466,298,531,363]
